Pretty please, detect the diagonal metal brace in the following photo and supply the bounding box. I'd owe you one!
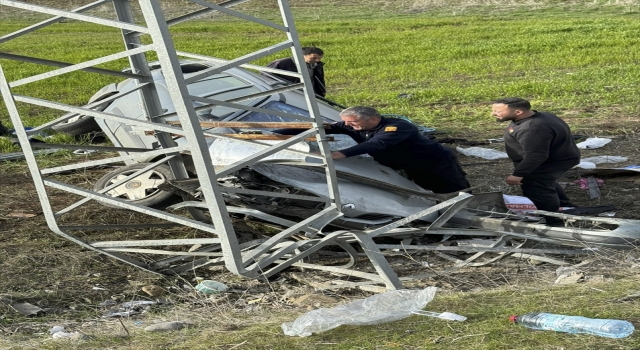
[366,192,473,238]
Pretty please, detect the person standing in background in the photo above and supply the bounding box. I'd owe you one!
[266,46,326,97]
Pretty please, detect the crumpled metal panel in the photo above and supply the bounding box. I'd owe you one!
[251,163,439,222]
[209,137,310,164]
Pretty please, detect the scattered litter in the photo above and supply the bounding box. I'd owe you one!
[144,321,186,332]
[503,195,573,216]
[49,326,65,334]
[574,178,604,190]
[120,300,156,308]
[49,325,83,339]
[281,287,437,337]
[575,156,628,169]
[103,310,139,318]
[575,161,597,169]
[456,146,509,160]
[510,312,634,338]
[194,280,228,295]
[487,138,504,143]
[555,266,584,285]
[92,286,108,291]
[6,212,36,218]
[576,137,611,149]
[102,300,156,318]
[72,149,98,155]
[10,302,44,316]
[598,212,617,217]
[141,285,166,297]
[581,156,628,164]
[411,310,467,321]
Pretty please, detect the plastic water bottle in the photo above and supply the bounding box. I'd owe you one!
[510,312,634,338]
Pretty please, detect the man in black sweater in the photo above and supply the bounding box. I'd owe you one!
[492,97,580,220]
[275,106,470,194]
[266,47,326,97]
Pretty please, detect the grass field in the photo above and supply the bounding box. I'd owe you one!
[1,0,640,143]
[2,1,640,349]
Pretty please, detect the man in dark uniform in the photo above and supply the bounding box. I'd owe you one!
[266,46,326,97]
[492,97,580,223]
[277,106,470,194]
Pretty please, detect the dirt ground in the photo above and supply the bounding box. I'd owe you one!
[1,134,640,337]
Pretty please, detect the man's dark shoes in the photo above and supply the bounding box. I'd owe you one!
[543,216,565,227]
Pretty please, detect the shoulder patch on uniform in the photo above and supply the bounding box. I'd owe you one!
[384,126,397,132]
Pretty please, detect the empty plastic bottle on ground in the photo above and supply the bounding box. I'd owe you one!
[510,312,634,338]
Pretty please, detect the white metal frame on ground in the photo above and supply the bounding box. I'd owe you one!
[0,0,480,290]
[4,0,640,292]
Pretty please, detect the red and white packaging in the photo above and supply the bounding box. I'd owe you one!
[502,195,573,215]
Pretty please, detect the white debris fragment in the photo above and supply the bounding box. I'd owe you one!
[575,156,628,168]
[580,156,628,164]
[456,146,509,160]
[576,137,611,149]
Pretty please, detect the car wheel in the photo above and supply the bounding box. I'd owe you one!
[93,163,176,208]
[52,116,101,136]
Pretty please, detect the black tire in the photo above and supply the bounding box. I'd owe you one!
[93,163,176,208]
[52,116,101,136]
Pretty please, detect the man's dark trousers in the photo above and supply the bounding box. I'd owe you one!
[520,169,572,213]
[405,150,470,194]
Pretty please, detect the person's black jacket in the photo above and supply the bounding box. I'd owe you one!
[504,111,581,176]
[273,117,470,193]
[325,117,454,171]
[266,57,326,97]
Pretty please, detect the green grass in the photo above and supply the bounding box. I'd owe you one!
[1,1,640,144]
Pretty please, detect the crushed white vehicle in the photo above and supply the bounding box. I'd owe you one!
[62,60,640,289]
[3,0,639,290]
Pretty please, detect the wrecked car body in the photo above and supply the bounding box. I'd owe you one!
[168,137,640,250]
[71,60,640,289]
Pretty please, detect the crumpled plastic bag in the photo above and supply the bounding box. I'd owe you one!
[456,146,508,160]
[576,137,611,149]
[575,161,597,169]
[574,156,628,169]
[281,287,437,337]
[580,156,628,164]
[49,325,80,338]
